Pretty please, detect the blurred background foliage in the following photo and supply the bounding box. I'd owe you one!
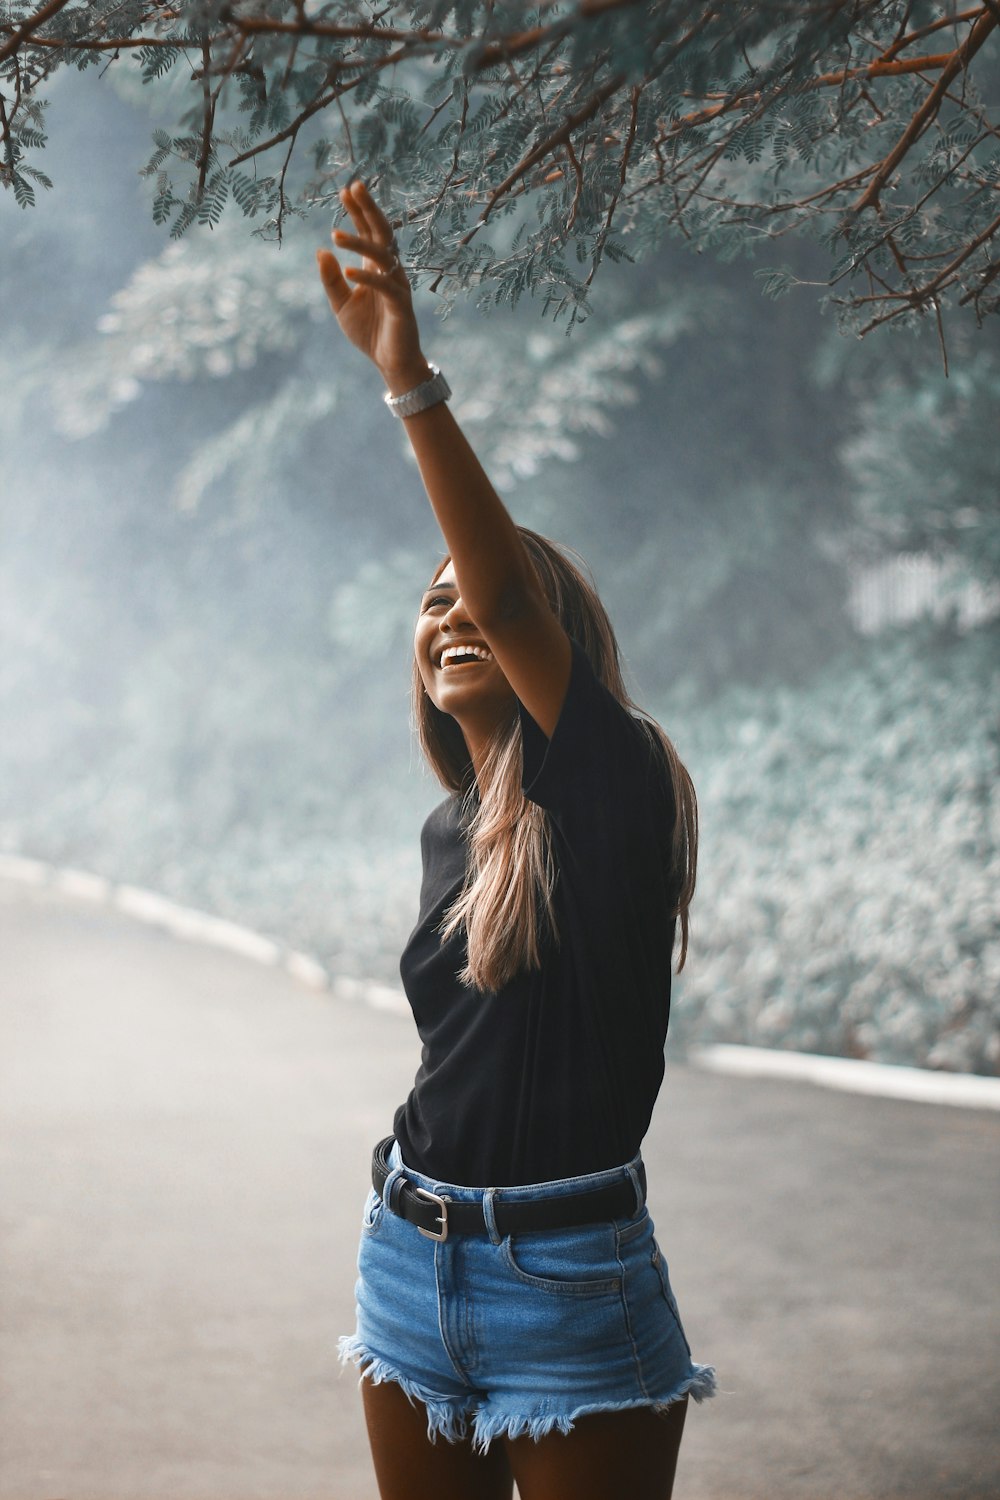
[2,73,998,1073]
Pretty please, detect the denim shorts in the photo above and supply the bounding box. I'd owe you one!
[338,1141,715,1451]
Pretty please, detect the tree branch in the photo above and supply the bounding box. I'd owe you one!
[852,9,998,214]
[958,255,1000,304]
[0,0,74,66]
[274,128,298,242]
[472,71,626,233]
[915,209,1000,298]
[226,49,416,169]
[1,31,210,51]
[218,0,647,72]
[855,208,1000,333]
[811,49,959,84]
[0,88,12,176]
[882,6,985,60]
[195,34,215,202]
[585,82,640,284]
[564,136,585,230]
[2,0,996,337]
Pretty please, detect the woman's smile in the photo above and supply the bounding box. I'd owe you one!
[437,643,495,669]
[414,576,517,756]
[416,566,510,709]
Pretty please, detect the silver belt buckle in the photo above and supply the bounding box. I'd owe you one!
[414,1186,449,1242]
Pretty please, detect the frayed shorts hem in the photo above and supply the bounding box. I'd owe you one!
[338,1333,472,1445]
[339,1333,716,1453]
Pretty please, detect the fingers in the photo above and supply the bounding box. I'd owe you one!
[333,228,401,274]
[351,179,395,241]
[342,264,409,302]
[339,179,376,241]
[316,248,352,314]
[339,179,397,252]
[323,180,409,321]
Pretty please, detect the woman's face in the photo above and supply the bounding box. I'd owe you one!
[414,562,517,735]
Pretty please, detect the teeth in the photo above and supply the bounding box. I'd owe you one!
[439,644,494,667]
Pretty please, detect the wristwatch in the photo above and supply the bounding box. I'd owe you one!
[384,363,452,419]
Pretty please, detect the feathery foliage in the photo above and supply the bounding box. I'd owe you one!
[2,2,998,335]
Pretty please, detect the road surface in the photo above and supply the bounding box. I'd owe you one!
[1,881,997,1499]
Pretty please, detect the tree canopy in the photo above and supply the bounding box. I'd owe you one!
[2,67,997,1072]
[2,1,998,339]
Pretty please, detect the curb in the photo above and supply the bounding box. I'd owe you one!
[0,852,409,1017]
[691,1042,1000,1111]
[4,855,996,1105]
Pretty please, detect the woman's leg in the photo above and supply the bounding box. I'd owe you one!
[502,1396,688,1500]
[361,1375,515,1500]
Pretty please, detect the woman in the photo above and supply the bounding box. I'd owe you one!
[317,180,715,1500]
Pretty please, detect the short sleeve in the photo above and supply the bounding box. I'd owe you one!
[518,639,671,824]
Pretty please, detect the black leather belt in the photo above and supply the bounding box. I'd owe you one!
[371,1136,645,1244]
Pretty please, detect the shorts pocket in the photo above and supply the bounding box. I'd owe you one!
[360,1187,385,1238]
[616,1206,651,1246]
[502,1221,623,1297]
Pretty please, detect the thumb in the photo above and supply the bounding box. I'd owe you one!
[316,248,351,316]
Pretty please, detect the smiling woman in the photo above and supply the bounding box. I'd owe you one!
[414,564,515,757]
[317,180,712,1500]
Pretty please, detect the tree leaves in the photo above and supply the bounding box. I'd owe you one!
[1,2,998,334]
[755,264,796,300]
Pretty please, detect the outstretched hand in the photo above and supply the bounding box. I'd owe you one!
[316,180,428,389]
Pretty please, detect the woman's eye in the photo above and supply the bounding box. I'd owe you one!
[425,595,452,609]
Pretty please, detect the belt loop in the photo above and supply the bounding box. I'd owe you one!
[381,1162,406,1214]
[625,1161,645,1216]
[482,1188,502,1245]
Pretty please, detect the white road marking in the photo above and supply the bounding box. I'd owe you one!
[691,1043,1000,1110]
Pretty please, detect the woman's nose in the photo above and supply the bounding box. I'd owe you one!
[441,597,473,631]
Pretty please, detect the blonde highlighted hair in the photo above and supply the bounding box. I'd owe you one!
[412,528,697,993]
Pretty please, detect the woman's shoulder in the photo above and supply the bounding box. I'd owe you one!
[520,639,670,810]
[420,791,466,852]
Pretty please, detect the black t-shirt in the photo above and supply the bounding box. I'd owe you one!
[393,639,679,1187]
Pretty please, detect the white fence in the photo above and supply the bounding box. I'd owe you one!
[848,552,1000,635]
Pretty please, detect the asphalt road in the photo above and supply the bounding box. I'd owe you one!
[1,881,997,1500]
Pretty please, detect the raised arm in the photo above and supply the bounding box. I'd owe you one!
[316,180,571,739]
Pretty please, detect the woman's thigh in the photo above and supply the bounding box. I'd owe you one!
[503,1396,688,1500]
[362,1379,686,1500]
[361,1376,514,1500]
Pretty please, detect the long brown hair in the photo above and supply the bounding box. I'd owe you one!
[412,528,697,992]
